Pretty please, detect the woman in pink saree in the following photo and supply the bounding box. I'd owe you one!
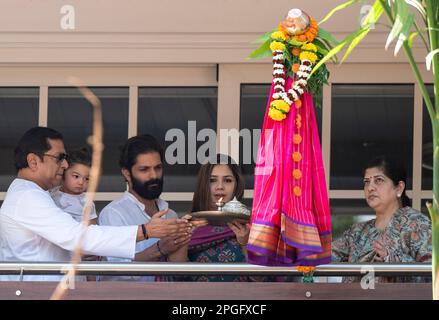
[187,154,252,281]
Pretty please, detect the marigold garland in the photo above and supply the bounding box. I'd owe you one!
[297,266,316,282]
[292,152,302,162]
[293,17,318,43]
[271,31,288,41]
[293,186,302,196]
[270,41,286,52]
[293,169,302,179]
[293,134,302,144]
[297,266,316,273]
[268,21,319,122]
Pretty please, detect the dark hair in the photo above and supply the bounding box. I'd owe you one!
[362,155,411,207]
[191,154,245,212]
[119,134,163,171]
[14,127,63,171]
[67,147,91,167]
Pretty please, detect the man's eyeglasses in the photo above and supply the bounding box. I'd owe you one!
[43,153,69,163]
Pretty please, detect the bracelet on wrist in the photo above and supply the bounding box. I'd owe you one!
[156,241,167,257]
[237,239,247,246]
[141,224,148,240]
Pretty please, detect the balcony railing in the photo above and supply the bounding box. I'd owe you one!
[0,262,432,300]
[0,262,432,277]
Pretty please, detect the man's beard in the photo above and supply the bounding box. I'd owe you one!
[131,176,164,200]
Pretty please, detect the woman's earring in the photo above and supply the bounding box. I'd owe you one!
[397,194,401,197]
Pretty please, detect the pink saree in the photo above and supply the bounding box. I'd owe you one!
[247,78,332,266]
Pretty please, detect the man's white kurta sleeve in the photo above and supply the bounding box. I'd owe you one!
[12,189,137,259]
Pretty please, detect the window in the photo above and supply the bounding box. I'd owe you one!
[166,201,193,217]
[330,199,375,239]
[138,87,218,192]
[422,85,434,190]
[0,87,39,190]
[331,84,414,190]
[48,87,129,192]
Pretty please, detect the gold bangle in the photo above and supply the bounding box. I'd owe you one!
[237,239,247,246]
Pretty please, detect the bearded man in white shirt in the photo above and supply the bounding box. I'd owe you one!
[99,134,206,281]
[0,127,193,281]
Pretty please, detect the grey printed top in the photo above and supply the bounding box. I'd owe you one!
[332,206,432,282]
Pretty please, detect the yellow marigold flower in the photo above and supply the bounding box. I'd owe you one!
[293,134,302,144]
[292,152,302,162]
[268,108,286,121]
[299,51,318,64]
[293,169,302,180]
[271,31,287,41]
[271,99,290,113]
[270,41,286,52]
[293,186,302,196]
[301,43,317,52]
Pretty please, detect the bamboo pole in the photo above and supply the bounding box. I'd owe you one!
[50,78,103,300]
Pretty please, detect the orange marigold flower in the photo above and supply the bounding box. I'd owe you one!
[293,169,302,180]
[293,134,302,144]
[292,48,301,56]
[296,120,302,129]
[278,23,290,40]
[310,18,318,26]
[309,27,318,35]
[294,99,302,109]
[296,114,302,122]
[291,63,300,73]
[295,34,307,42]
[306,33,316,42]
[297,266,316,273]
[293,186,302,196]
[292,152,302,162]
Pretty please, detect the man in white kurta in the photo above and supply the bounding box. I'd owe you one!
[0,127,191,281]
[0,179,138,281]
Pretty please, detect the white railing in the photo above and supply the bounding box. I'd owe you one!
[0,262,432,277]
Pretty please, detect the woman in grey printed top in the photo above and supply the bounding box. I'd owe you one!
[332,156,432,283]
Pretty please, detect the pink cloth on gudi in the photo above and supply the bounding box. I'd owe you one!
[247,78,332,266]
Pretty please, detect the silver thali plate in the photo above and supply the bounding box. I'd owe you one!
[190,211,250,226]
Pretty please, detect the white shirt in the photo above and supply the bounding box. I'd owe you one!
[50,187,98,222]
[98,191,177,282]
[0,179,138,281]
